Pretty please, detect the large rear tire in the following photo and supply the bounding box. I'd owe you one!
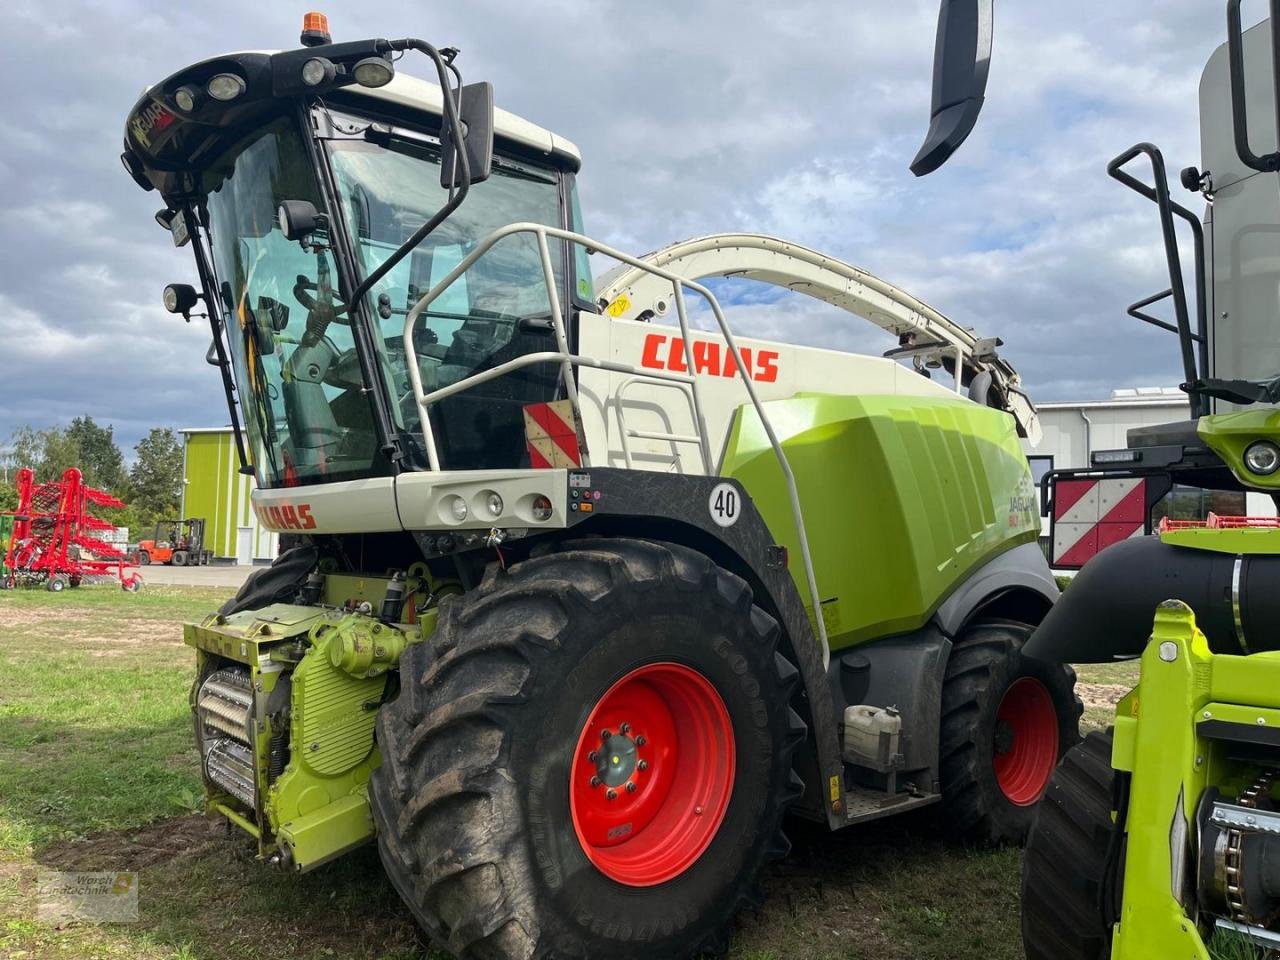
[138,551,150,566]
[938,619,1082,844]
[370,539,805,960]
[1021,731,1119,960]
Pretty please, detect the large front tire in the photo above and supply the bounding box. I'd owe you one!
[371,539,804,960]
[938,619,1082,844]
[1022,732,1119,960]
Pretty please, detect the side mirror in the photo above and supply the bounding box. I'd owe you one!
[162,283,200,318]
[440,81,495,188]
[910,0,994,177]
[277,200,322,241]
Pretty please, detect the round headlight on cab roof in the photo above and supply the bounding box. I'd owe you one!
[174,85,202,113]
[207,73,247,102]
[352,56,394,88]
[1244,440,1280,476]
[301,57,335,87]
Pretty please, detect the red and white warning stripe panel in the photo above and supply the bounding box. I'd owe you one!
[524,400,586,469]
[1052,477,1147,568]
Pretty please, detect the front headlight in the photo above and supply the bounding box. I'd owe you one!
[207,73,246,102]
[1244,440,1280,476]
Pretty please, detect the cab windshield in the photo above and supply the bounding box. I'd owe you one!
[202,115,382,488]
[323,115,584,470]
[199,111,592,485]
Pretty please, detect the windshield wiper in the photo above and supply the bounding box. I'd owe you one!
[363,126,555,184]
[364,126,441,161]
[491,164,556,185]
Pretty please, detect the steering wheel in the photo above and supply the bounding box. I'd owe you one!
[293,275,351,325]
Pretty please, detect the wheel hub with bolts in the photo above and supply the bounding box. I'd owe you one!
[570,662,736,887]
[590,724,644,794]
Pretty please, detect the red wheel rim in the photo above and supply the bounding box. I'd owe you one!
[993,677,1059,805]
[569,662,735,886]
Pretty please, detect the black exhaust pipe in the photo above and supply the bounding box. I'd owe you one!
[1023,536,1280,663]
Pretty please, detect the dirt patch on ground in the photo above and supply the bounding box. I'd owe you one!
[38,815,223,872]
[69,619,186,651]
[0,608,50,628]
[1078,683,1129,711]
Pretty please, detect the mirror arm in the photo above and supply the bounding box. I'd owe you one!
[345,38,472,310]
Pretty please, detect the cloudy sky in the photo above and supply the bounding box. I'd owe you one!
[0,1,1244,453]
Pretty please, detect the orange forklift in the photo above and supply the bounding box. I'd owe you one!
[134,518,211,566]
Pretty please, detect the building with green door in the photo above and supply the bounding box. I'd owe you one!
[180,428,278,563]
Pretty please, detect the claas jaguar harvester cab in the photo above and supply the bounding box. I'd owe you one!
[121,14,1080,959]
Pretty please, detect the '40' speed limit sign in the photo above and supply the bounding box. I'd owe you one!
[708,482,741,528]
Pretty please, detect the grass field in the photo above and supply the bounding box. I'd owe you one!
[0,584,1140,960]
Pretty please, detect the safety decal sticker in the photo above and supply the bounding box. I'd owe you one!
[708,482,741,528]
[1051,476,1146,567]
[524,400,586,469]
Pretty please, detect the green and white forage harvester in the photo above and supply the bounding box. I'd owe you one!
[917,1,1280,957]
[121,12,1078,958]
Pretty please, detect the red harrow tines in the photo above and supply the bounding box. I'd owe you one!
[1,467,143,593]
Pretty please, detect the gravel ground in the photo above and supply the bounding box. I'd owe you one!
[134,563,257,588]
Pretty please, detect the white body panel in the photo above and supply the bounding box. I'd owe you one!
[252,477,401,535]
[252,471,569,536]
[576,311,958,474]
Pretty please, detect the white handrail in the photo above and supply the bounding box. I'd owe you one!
[400,222,831,662]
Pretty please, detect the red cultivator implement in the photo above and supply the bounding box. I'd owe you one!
[1,467,142,592]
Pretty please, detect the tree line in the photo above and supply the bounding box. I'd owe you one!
[0,418,184,538]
